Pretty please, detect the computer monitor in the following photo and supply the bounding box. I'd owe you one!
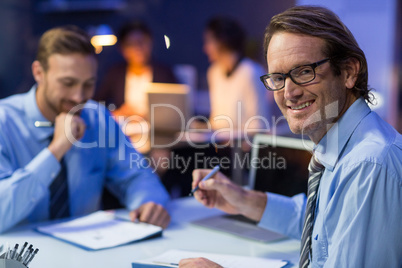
[248,134,314,196]
[146,83,191,134]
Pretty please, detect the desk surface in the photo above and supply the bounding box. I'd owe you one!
[0,197,299,267]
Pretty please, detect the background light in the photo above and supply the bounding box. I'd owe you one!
[88,24,117,54]
[164,35,170,49]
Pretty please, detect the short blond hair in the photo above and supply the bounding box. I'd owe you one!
[36,25,95,71]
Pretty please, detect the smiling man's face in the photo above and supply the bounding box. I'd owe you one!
[267,32,356,143]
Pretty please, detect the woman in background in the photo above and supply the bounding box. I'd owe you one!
[204,17,271,131]
[95,21,177,119]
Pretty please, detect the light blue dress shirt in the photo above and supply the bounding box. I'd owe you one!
[0,86,169,233]
[258,98,402,267]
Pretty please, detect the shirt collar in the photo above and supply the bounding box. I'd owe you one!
[314,98,371,171]
[24,85,54,141]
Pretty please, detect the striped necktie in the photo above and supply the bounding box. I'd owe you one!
[299,155,325,268]
[49,157,70,219]
[48,134,70,219]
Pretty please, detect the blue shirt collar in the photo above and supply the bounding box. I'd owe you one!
[24,85,54,142]
[314,98,371,171]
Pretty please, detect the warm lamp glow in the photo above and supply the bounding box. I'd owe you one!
[91,34,117,47]
[91,34,117,54]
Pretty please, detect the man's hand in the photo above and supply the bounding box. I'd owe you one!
[192,169,267,222]
[48,112,86,161]
[192,169,245,215]
[179,258,223,268]
[129,202,170,229]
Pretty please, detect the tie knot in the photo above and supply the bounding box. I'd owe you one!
[308,155,325,174]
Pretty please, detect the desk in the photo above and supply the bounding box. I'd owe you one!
[0,197,300,267]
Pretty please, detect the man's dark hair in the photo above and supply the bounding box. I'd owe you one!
[205,17,246,56]
[117,21,152,44]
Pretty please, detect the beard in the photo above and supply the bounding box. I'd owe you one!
[43,83,84,117]
[60,100,83,115]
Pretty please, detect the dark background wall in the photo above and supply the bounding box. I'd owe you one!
[0,0,294,99]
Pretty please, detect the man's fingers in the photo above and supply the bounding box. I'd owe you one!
[129,209,140,222]
[192,169,215,189]
[143,206,162,225]
[199,176,222,191]
[137,204,153,222]
[194,189,209,204]
[179,258,222,268]
[133,203,171,229]
[71,115,86,140]
[151,205,170,229]
[57,113,86,142]
[195,188,217,208]
[155,211,170,229]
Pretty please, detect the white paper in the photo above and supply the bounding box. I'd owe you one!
[135,249,288,268]
[37,211,162,250]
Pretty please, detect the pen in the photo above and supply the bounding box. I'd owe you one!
[34,121,54,127]
[10,243,18,259]
[17,242,28,261]
[21,244,32,263]
[24,248,39,266]
[22,248,33,264]
[189,165,220,196]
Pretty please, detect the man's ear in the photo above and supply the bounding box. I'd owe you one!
[32,60,45,84]
[344,57,360,89]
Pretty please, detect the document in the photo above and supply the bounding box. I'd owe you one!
[36,211,162,251]
[132,249,289,268]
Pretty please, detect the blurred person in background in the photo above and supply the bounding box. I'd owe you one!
[95,21,177,119]
[204,17,272,131]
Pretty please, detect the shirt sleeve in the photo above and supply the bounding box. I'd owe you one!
[0,146,60,233]
[102,111,170,211]
[321,161,402,268]
[258,192,307,239]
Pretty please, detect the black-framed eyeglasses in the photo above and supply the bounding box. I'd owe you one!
[260,58,330,91]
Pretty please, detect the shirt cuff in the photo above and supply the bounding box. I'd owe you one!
[258,192,297,234]
[25,148,61,187]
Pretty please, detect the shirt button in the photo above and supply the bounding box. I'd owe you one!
[51,172,56,178]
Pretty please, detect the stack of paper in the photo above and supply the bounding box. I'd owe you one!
[132,249,289,268]
[36,211,162,250]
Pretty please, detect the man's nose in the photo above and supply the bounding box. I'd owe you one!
[70,87,85,104]
[283,77,303,101]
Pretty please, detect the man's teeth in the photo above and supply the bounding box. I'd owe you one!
[291,101,313,110]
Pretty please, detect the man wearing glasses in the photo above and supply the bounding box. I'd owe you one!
[181,6,401,268]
